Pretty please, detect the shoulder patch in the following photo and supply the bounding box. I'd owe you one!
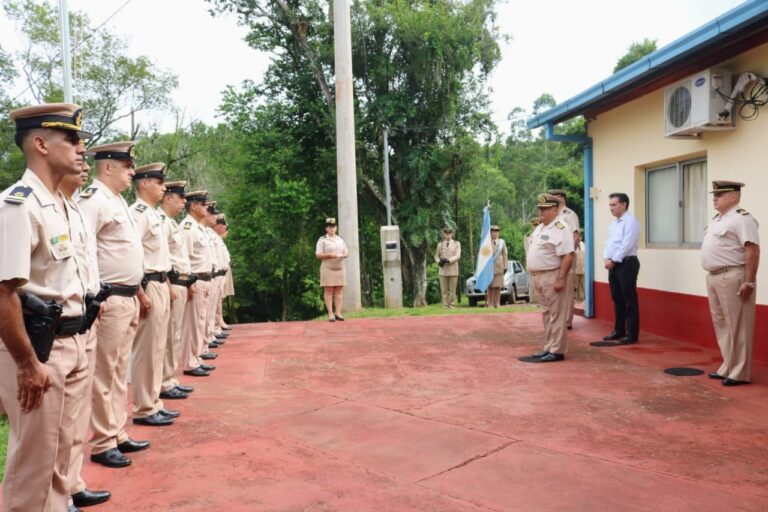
[79,187,97,199]
[4,186,33,205]
[183,221,192,230]
[135,204,147,213]
[555,220,566,230]
[737,208,749,216]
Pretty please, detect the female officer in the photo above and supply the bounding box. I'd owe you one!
[315,218,349,321]
[486,225,508,308]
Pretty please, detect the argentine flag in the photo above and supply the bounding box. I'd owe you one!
[474,206,494,293]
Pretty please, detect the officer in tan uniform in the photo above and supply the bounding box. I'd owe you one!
[129,163,178,425]
[78,141,150,468]
[179,191,217,377]
[204,202,225,350]
[526,194,575,362]
[213,213,232,337]
[701,181,760,386]
[0,103,91,512]
[434,227,461,308]
[525,217,541,304]
[549,189,580,329]
[159,181,195,399]
[487,226,508,308]
[61,162,112,508]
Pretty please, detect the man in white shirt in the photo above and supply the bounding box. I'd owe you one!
[602,193,641,343]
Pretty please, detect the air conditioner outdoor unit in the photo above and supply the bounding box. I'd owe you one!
[663,68,734,138]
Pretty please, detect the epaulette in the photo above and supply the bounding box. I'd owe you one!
[79,187,97,199]
[737,208,749,216]
[183,221,192,230]
[4,186,33,205]
[135,204,147,213]
[555,220,566,230]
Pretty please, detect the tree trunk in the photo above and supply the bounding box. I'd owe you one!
[403,243,428,307]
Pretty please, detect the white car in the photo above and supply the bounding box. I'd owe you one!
[465,260,530,306]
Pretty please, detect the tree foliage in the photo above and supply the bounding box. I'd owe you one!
[613,37,657,73]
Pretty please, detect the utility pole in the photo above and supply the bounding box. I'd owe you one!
[58,0,73,102]
[334,0,361,311]
[382,125,392,226]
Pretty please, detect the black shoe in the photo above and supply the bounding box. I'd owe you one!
[539,353,565,362]
[208,341,222,349]
[90,448,132,468]
[72,489,111,507]
[567,325,573,330]
[133,412,174,426]
[175,384,194,393]
[214,338,225,345]
[617,337,638,344]
[117,438,150,453]
[602,331,626,341]
[200,363,216,371]
[183,367,210,377]
[200,352,218,360]
[722,378,750,386]
[159,387,188,400]
[335,316,345,321]
[328,317,336,322]
[69,505,82,512]
[158,408,181,418]
[222,325,233,331]
[708,372,725,380]
[215,332,229,339]
[532,351,549,358]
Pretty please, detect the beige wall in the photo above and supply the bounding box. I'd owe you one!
[589,42,768,304]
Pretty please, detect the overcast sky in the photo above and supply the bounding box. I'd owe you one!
[0,0,746,134]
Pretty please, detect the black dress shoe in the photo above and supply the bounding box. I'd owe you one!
[133,412,174,426]
[215,332,229,339]
[183,367,210,377]
[708,372,725,380]
[90,448,132,468]
[539,353,565,362]
[117,438,150,453]
[602,331,626,341]
[158,408,181,418]
[617,337,638,344]
[72,489,111,507]
[200,363,216,371]
[200,351,218,360]
[175,384,194,393]
[532,351,549,358]
[214,338,225,345]
[69,505,82,512]
[159,387,188,400]
[335,316,345,321]
[222,325,233,331]
[722,378,750,386]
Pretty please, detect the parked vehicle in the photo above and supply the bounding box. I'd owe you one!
[465,260,530,306]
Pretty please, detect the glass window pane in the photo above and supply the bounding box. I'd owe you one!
[683,161,707,243]
[648,166,681,243]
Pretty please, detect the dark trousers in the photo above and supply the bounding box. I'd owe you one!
[608,256,640,338]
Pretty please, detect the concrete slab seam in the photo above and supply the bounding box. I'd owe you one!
[415,440,520,485]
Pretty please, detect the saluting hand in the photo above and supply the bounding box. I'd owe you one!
[17,358,52,412]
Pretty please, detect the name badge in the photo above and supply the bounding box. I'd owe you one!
[50,233,73,260]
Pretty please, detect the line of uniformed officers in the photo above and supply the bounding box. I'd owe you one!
[0,103,235,512]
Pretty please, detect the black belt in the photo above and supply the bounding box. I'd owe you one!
[57,316,85,337]
[170,273,198,287]
[214,269,228,277]
[108,284,140,297]
[144,272,168,283]
[196,272,213,281]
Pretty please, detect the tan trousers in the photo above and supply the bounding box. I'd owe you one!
[162,284,188,392]
[0,335,88,512]
[131,281,171,417]
[567,270,576,327]
[532,269,571,354]
[90,295,139,454]
[182,278,211,371]
[215,277,225,331]
[68,322,100,495]
[439,275,458,307]
[205,277,223,344]
[706,266,756,381]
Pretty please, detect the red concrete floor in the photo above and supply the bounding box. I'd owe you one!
[69,313,768,511]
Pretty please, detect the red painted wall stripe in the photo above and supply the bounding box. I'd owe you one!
[593,282,768,362]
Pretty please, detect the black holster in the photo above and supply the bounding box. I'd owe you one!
[20,293,63,363]
[79,283,113,334]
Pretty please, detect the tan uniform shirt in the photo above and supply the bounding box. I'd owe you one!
[701,206,760,272]
[434,240,461,277]
[78,179,144,286]
[205,227,220,271]
[492,239,508,275]
[66,196,100,294]
[180,215,214,273]
[526,219,575,272]
[214,236,230,271]
[557,207,580,233]
[130,198,171,273]
[0,170,88,317]
[161,211,191,275]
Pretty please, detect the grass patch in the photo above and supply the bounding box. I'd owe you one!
[317,301,538,320]
[1,414,7,480]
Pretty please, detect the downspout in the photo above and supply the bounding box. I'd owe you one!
[544,122,594,318]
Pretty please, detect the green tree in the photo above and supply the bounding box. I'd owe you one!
[0,45,23,190]
[614,38,657,73]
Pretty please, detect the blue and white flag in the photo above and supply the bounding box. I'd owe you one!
[474,206,494,293]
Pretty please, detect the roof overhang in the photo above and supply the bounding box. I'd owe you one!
[527,1,768,129]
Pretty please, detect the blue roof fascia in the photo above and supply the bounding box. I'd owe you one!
[527,0,768,129]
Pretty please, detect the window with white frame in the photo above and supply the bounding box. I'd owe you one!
[646,159,707,246]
